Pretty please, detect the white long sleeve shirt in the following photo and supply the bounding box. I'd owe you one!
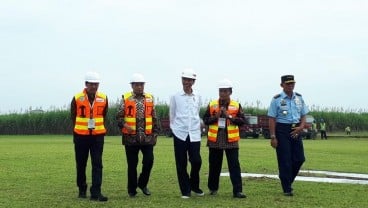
[169,90,202,142]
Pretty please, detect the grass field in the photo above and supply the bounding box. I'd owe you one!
[0,135,367,208]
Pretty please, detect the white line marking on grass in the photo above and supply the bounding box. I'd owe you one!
[220,171,368,185]
[299,170,368,179]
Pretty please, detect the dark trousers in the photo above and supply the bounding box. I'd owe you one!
[124,145,154,194]
[208,148,243,194]
[320,130,327,139]
[275,123,305,193]
[173,135,202,195]
[74,134,104,196]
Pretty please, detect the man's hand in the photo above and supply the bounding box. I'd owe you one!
[270,137,278,148]
[124,124,133,134]
[291,126,302,138]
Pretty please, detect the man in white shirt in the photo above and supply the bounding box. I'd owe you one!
[169,68,204,199]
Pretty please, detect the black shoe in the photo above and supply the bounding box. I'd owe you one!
[78,191,87,198]
[209,190,218,195]
[90,194,108,202]
[284,192,293,196]
[181,193,191,199]
[78,185,87,198]
[233,192,246,198]
[139,187,151,196]
[192,188,204,196]
[128,192,137,197]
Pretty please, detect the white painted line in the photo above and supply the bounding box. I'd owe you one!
[295,175,368,185]
[220,172,368,185]
[300,170,368,179]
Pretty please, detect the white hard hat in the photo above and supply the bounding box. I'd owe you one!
[85,71,101,83]
[130,73,146,83]
[218,78,233,88]
[181,68,197,79]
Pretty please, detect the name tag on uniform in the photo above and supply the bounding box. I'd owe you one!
[218,118,226,128]
[88,119,96,129]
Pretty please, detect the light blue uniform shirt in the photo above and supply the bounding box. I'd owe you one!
[267,91,309,124]
[169,90,202,142]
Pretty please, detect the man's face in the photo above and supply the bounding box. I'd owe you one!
[85,82,99,94]
[219,88,231,100]
[281,82,295,94]
[131,82,145,95]
[181,77,195,89]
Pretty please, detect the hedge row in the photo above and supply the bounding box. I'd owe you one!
[0,105,367,135]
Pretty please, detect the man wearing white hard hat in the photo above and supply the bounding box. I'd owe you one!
[169,68,204,198]
[116,73,159,197]
[70,71,108,201]
[202,78,247,198]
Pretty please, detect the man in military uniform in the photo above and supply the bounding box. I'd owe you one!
[267,75,309,196]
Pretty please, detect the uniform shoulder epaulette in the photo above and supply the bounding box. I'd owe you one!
[295,92,302,96]
[273,94,281,99]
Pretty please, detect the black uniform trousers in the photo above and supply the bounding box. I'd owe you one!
[74,134,104,196]
[275,123,305,193]
[208,148,243,194]
[124,144,154,194]
[173,134,202,196]
[320,130,327,139]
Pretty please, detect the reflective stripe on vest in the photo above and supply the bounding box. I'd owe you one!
[122,92,153,135]
[207,100,240,143]
[73,90,107,135]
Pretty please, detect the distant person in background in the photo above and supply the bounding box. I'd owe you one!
[311,120,317,139]
[169,68,204,199]
[202,78,247,198]
[267,75,309,197]
[70,71,108,202]
[116,73,159,197]
[319,119,327,139]
[345,126,351,135]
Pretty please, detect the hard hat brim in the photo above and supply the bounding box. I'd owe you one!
[181,76,196,80]
[86,80,100,83]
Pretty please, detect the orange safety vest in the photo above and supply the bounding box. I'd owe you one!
[73,89,107,135]
[121,92,154,135]
[207,100,240,143]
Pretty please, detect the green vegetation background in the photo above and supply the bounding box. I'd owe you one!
[1,105,367,135]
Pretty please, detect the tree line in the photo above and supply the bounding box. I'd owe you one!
[0,104,367,135]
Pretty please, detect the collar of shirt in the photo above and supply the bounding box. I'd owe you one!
[280,91,296,100]
[132,92,145,98]
[180,89,197,96]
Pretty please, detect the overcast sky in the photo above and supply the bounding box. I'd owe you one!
[1,0,367,114]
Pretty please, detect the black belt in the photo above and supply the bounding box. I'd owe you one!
[276,123,300,128]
